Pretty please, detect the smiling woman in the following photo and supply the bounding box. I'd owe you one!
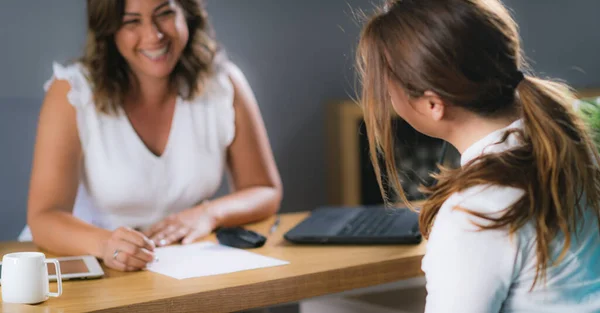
[22,0,282,273]
[82,0,216,113]
[116,0,186,75]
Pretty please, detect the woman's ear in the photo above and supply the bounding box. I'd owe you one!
[422,90,445,121]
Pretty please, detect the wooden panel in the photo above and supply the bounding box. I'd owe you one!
[327,101,365,205]
[578,88,600,99]
[0,212,426,313]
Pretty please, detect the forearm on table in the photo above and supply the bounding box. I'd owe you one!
[28,210,110,258]
[206,186,282,227]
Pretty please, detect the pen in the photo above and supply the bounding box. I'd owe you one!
[269,216,280,234]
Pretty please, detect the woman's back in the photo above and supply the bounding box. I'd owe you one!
[422,121,600,312]
[511,210,600,311]
[425,187,600,312]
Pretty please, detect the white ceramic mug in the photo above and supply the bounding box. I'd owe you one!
[1,252,62,304]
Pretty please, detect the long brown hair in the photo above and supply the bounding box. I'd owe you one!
[82,0,218,113]
[357,0,600,289]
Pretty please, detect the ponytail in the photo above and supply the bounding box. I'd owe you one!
[516,76,600,286]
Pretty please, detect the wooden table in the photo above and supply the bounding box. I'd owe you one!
[0,212,426,313]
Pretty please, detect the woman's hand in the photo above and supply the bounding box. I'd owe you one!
[101,227,156,271]
[145,206,219,246]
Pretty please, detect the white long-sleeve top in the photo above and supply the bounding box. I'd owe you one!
[422,119,600,313]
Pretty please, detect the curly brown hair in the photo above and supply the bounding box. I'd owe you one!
[81,0,218,113]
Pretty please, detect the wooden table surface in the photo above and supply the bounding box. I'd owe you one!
[0,212,426,313]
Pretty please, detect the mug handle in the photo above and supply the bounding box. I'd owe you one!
[45,259,62,297]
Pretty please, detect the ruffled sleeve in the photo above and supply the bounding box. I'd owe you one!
[44,62,95,148]
[44,62,93,109]
[212,66,236,148]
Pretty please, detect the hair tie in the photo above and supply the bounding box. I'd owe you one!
[511,70,525,89]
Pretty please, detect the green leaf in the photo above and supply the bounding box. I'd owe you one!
[576,98,600,153]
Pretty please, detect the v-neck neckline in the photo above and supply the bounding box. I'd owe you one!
[120,96,180,162]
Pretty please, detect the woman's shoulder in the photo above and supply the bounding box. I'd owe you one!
[184,59,238,148]
[187,58,238,109]
[44,61,93,109]
[448,184,524,210]
[197,51,249,98]
[44,61,89,88]
[438,184,525,229]
[200,58,236,98]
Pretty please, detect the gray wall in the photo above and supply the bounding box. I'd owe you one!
[0,1,87,240]
[0,0,599,240]
[505,0,600,87]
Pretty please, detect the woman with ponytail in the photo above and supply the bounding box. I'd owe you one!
[357,0,600,312]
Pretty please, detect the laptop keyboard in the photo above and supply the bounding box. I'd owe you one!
[337,209,399,237]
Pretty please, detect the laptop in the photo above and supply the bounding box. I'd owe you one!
[284,141,450,245]
[283,205,422,244]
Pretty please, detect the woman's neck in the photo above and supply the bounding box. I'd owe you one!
[127,75,175,108]
[446,113,519,154]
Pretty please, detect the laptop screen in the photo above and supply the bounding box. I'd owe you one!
[358,118,460,204]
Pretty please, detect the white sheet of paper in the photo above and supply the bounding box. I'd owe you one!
[145,241,289,279]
